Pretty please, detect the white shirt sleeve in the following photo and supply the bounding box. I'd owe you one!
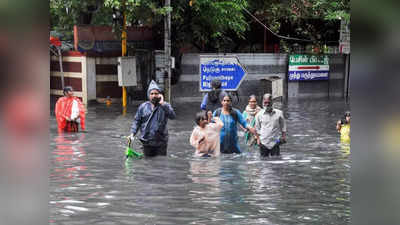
[70,99,80,120]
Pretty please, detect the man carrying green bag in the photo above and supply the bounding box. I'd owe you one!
[125,136,143,159]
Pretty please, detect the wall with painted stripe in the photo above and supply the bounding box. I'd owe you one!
[50,53,95,106]
[172,53,288,102]
[172,53,347,102]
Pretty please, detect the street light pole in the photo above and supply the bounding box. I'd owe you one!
[164,0,171,103]
[122,0,128,109]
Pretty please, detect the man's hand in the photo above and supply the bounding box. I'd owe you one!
[159,94,164,105]
[336,120,342,132]
[281,132,287,143]
[128,133,135,141]
[207,111,212,123]
[247,127,256,135]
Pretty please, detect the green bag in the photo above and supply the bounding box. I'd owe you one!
[125,137,143,159]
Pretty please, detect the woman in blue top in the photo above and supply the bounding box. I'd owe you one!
[213,93,256,154]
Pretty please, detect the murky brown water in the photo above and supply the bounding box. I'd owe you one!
[50,99,350,225]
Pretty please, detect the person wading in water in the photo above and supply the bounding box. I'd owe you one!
[213,93,256,154]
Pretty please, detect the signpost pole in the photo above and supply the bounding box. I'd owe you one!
[122,0,127,109]
[57,48,65,90]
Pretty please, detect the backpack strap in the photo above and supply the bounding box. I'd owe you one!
[215,107,239,122]
[215,108,222,117]
[231,108,239,122]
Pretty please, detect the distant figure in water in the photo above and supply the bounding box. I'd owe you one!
[336,111,351,144]
[55,86,86,133]
[242,95,262,147]
[190,111,224,157]
[200,79,228,114]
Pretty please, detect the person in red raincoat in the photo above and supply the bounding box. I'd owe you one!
[55,86,86,133]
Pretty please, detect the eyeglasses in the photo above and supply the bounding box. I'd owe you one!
[249,100,257,103]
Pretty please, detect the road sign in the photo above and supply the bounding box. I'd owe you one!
[288,54,329,81]
[199,55,247,91]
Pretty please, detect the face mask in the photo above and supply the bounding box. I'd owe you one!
[151,97,161,105]
[264,103,273,112]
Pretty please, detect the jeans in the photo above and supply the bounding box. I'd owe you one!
[142,143,167,157]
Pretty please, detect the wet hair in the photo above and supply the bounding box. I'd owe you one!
[249,95,257,101]
[221,92,232,102]
[195,111,208,125]
[208,79,223,103]
[211,79,222,89]
[341,111,351,124]
[63,86,73,96]
[263,93,272,100]
[214,92,239,122]
[221,92,234,113]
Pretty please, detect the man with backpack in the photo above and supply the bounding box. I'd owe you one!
[130,80,176,157]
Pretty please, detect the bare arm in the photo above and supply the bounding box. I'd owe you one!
[336,120,342,132]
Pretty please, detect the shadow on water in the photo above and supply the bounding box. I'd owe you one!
[50,99,350,225]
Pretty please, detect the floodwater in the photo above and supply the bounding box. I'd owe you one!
[49,99,350,225]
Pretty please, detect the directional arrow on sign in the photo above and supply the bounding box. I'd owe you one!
[199,56,247,91]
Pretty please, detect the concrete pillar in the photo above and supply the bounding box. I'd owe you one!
[85,57,96,102]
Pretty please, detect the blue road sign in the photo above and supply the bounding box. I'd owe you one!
[199,56,247,91]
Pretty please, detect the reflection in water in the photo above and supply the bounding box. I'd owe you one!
[341,143,350,155]
[52,133,87,180]
[189,158,221,189]
[50,100,350,225]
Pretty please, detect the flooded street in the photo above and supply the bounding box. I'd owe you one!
[49,99,350,225]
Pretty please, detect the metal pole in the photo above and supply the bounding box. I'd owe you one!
[164,0,171,103]
[344,54,350,102]
[264,28,267,53]
[122,0,127,108]
[57,48,65,89]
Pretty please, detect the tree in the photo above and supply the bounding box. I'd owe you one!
[247,0,350,52]
[50,0,350,52]
[171,0,248,52]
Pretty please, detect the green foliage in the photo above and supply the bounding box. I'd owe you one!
[172,0,248,52]
[50,0,350,52]
[248,0,349,52]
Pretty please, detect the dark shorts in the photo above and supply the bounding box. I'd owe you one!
[142,144,167,157]
[259,144,280,157]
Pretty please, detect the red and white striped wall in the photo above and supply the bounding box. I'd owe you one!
[50,51,123,106]
[50,51,96,106]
